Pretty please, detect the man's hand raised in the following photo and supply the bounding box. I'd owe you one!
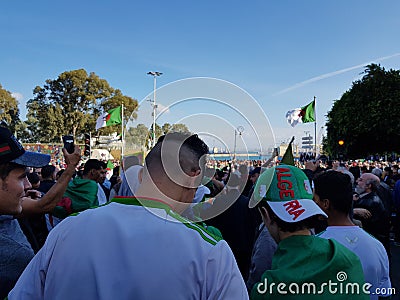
[62,145,81,168]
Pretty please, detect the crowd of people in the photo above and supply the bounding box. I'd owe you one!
[0,126,398,299]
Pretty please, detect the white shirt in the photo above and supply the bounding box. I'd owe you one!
[97,183,107,205]
[319,226,391,299]
[10,198,248,300]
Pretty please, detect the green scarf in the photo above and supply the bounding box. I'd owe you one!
[52,177,98,219]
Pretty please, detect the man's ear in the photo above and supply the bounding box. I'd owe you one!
[258,206,272,226]
[321,198,330,211]
[190,169,201,177]
[187,169,202,188]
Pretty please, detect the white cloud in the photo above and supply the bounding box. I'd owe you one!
[273,53,400,96]
[156,103,170,114]
[11,92,24,102]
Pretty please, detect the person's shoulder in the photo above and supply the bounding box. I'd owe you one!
[311,234,350,252]
[70,176,97,187]
[323,237,362,261]
[357,228,388,251]
[168,211,223,246]
[0,233,34,261]
[316,229,327,237]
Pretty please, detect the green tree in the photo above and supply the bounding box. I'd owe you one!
[324,64,400,158]
[148,123,163,146]
[25,69,138,143]
[126,122,191,151]
[126,124,149,150]
[0,84,20,134]
[162,123,172,134]
[162,122,190,135]
[171,123,190,133]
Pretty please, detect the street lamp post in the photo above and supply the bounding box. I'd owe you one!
[233,126,244,161]
[147,71,163,147]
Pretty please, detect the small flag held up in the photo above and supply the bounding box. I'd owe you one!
[280,136,295,166]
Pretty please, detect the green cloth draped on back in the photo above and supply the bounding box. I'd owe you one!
[251,235,368,299]
[52,177,99,219]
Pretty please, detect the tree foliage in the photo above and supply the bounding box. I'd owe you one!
[0,84,20,134]
[126,122,191,151]
[324,64,400,158]
[25,69,138,143]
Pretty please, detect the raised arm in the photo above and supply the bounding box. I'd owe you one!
[20,146,81,215]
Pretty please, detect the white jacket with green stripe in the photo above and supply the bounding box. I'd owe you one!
[9,197,249,300]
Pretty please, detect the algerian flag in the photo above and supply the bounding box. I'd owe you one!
[106,160,115,170]
[96,106,122,130]
[286,100,315,127]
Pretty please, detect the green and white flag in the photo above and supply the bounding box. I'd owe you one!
[96,106,122,130]
[280,136,295,166]
[286,100,315,127]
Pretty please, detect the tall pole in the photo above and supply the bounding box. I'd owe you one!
[313,96,317,157]
[89,132,91,159]
[152,76,156,147]
[234,126,244,161]
[147,71,162,148]
[233,129,237,161]
[121,103,124,159]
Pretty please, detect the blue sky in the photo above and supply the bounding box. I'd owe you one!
[1,0,400,152]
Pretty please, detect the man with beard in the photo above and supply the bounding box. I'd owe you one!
[353,173,391,258]
[314,170,391,300]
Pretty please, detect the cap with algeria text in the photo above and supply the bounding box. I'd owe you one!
[248,165,327,223]
[0,127,51,168]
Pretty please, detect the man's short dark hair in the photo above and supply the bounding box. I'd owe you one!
[27,172,40,185]
[313,170,353,214]
[82,159,103,175]
[257,201,319,232]
[145,132,209,178]
[99,161,107,170]
[41,165,56,179]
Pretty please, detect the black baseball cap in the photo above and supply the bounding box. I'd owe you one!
[249,166,262,176]
[0,127,51,167]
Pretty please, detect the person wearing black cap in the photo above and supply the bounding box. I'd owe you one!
[0,127,81,298]
[246,166,262,198]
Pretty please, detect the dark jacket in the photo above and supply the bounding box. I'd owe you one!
[354,192,389,238]
[202,189,258,281]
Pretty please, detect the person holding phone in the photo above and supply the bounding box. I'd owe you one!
[0,127,81,298]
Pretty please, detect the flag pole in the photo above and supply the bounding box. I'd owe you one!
[89,132,91,159]
[314,96,317,157]
[121,104,124,159]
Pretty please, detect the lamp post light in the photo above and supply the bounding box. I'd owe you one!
[147,71,163,148]
[233,126,244,161]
